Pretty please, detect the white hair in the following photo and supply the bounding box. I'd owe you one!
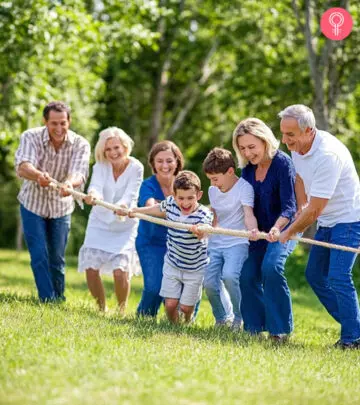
[232,118,280,168]
[94,127,134,163]
[278,104,316,131]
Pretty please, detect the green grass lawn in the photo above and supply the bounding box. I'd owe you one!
[1,248,360,405]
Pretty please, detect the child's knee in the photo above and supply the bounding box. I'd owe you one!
[165,299,179,311]
[179,304,194,315]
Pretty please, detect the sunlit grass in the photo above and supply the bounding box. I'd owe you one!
[1,249,360,405]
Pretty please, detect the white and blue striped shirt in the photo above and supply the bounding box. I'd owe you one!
[159,196,213,271]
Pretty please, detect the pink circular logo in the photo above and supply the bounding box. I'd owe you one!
[321,8,353,40]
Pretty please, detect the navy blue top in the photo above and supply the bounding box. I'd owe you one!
[136,175,168,247]
[241,150,296,246]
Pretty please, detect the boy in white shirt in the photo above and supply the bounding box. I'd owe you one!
[202,148,257,329]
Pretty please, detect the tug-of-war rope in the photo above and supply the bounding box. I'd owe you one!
[49,178,360,255]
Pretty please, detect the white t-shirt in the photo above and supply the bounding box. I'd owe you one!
[208,178,254,248]
[292,130,360,227]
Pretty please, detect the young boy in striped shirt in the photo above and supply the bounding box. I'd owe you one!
[127,170,213,323]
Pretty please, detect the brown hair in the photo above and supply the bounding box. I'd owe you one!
[173,170,201,193]
[43,101,71,121]
[203,147,235,174]
[148,141,184,175]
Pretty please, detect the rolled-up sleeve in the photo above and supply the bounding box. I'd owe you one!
[15,131,38,173]
[68,138,91,184]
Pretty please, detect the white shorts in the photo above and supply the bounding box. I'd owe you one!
[160,259,204,306]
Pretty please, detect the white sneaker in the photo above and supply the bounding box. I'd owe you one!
[214,319,232,328]
[231,320,244,332]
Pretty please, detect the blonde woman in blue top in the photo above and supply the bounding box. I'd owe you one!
[232,118,297,342]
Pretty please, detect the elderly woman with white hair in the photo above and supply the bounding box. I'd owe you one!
[232,118,297,342]
[78,127,143,313]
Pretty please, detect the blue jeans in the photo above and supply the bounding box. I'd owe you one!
[20,205,71,302]
[136,242,166,317]
[305,222,360,344]
[240,240,296,335]
[204,244,248,323]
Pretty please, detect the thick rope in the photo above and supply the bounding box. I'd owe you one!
[49,178,360,254]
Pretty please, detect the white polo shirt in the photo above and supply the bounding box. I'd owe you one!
[292,130,360,227]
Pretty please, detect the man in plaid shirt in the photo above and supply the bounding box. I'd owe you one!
[15,101,90,302]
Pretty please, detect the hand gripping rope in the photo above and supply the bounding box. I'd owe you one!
[48,178,360,254]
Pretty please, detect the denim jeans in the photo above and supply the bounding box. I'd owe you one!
[204,244,248,323]
[305,221,360,344]
[136,242,167,317]
[20,205,71,302]
[240,239,296,335]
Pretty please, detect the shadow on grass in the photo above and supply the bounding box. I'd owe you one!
[88,314,308,350]
[0,291,40,306]
[0,289,327,350]
[0,271,120,293]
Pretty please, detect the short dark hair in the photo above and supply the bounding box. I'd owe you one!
[43,101,71,121]
[203,147,235,174]
[173,170,201,193]
[148,141,184,176]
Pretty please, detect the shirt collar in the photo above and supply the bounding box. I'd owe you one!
[42,127,75,146]
[300,129,320,157]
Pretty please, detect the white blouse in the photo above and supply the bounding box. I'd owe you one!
[82,157,144,253]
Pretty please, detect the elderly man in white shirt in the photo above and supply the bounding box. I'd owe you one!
[278,104,360,349]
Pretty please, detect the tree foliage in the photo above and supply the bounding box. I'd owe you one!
[0,0,359,253]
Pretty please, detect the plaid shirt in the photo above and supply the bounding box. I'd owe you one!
[15,126,90,218]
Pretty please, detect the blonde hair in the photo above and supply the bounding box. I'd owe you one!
[232,118,279,168]
[94,127,134,163]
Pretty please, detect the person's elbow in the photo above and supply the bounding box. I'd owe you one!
[306,205,323,223]
[16,162,27,178]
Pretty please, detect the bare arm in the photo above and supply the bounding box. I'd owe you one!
[295,174,308,216]
[243,205,260,241]
[17,162,51,187]
[145,198,158,207]
[273,216,290,231]
[211,208,218,227]
[243,206,258,230]
[116,203,166,218]
[18,162,83,198]
[279,196,329,243]
[267,216,291,242]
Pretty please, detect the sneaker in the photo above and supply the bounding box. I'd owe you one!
[334,339,360,350]
[214,319,232,328]
[269,334,289,344]
[231,320,244,332]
